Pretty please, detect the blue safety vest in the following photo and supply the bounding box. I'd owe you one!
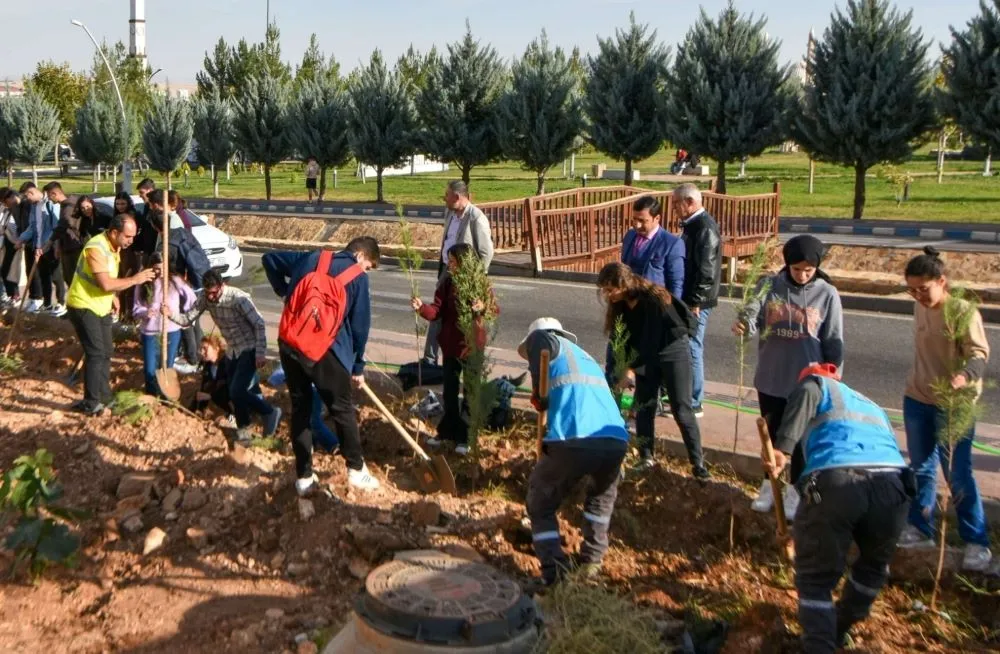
[800,376,906,476]
[545,337,629,444]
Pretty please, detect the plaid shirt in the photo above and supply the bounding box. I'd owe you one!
[178,286,267,357]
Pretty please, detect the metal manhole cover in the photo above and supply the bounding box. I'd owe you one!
[357,554,538,647]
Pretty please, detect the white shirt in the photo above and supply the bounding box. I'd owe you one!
[441,211,462,263]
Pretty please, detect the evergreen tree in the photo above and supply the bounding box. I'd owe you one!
[197,37,234,99]
[793,0,935,219]
[584,12,670,185]
[347,50,418,203]
[664,3,792,194]
[940,0,1000,156]
[90,40,155,118]
[498,32,586,194]
[142,93,193,190]
[24,61,89,141]
[398,46,441,97]
[11,93,60,185]
[292,77,351,200]
[191,90,236,198]
[0,96,23,188]
[233,73,291,200]
[257,22,293,85]
[72,88,136,192]
[416,24,507,185]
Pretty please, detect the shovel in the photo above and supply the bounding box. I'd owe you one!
[154,210,181,401]
[535,350,550,458]
[756,417,795,562]
[2,247,44,357]
[360,382,457,496]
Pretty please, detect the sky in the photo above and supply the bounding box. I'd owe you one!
[1,0,985,85]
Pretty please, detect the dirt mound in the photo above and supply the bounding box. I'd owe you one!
[327,220,442,248]
[0,323,995,652]
[218,215,326,242]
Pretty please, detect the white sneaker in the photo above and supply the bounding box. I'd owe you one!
[962,544,993,572]
[235,427,253,446]
[783,485,800,521]
[750,479,774,513]
[226,414,238,428]
[173,362,199,375]
[425,436,444,448]
[48,303,67,317]
[295,473,319,497]
[347,463,380,491]
[897,525,935,549]
[25,299,42,313]
[454,444,469,456]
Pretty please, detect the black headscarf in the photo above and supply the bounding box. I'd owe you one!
[781,235,831,284]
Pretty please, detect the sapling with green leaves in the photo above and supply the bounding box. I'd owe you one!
[608,315,637,414]
[929,287,982,611]
[452,249,499,458]
[397,208,425,387]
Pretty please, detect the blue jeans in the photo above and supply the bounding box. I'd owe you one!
[141,332,181,396]
[903,396,989,547]
[688,307,712,409]
[229,349,275,428]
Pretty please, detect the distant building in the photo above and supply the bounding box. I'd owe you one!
[0,80,25,97]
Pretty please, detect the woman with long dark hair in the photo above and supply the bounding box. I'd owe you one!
[597,262,708,479]
[113,191,136,217]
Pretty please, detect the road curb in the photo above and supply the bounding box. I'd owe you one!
[782,217,1000,243]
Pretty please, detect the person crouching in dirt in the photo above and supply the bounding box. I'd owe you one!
[410,243,498,457]
[66,214,157,415]
[167,270,282,446]
[765,363,913,654]
[261,237,382,497]
[518,317,630,587]
[597,262,709,480]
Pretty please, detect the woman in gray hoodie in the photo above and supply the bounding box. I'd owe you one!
[733,235,844,518]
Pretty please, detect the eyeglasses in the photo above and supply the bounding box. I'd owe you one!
[906,286,934,298]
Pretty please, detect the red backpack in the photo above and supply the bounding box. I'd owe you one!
[278,250,364,362]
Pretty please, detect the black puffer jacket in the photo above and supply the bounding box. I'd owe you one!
[681,211,722,309]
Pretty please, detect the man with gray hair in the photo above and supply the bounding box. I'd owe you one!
[673,183,721,417]
[422,180,495,365]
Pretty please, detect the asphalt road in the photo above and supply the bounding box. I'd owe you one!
[235,252,1000,423]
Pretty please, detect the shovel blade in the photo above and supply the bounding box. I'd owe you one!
[156,368,181,402]
[429,454,457,495]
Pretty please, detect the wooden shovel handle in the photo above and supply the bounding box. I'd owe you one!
[3,248,43,357]
[535,349,550,458]
[757,417,789,540]
[360,383,432,463]
[161,197,170,371]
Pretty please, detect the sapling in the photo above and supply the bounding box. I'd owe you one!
[608,315,637,415]
[397,209,424,389]
[929,287,982,611]
[452,249,499,459]
[730,241,774,551]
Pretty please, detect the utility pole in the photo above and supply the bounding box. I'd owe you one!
[266,0,270,34]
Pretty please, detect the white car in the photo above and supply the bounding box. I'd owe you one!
[95,196,243,279]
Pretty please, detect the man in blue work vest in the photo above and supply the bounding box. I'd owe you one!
[518,317,630,587]
[766,363,914,653]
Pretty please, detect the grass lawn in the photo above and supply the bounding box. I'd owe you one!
[28,146,1000,222]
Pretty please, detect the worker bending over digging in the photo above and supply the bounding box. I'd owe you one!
[765,363,913,654]
[519,317,630,587]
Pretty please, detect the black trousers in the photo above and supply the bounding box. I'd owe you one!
[0,240,18,297]
[67,307,114,405]
[181,321,204,364]
[635,341,704,467]
[758,391,806,483]
[438,355,469,445]
[528,442,627,584]
[794,468,909,654]
[28,249,64,305]
[279,342,364,477]
[60,250,80,287]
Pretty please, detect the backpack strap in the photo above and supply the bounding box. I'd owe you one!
[335,263,365,286]
[316,249,334,274]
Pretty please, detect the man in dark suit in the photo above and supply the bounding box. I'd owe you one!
[620,195,685,297]
[674,183,721,418]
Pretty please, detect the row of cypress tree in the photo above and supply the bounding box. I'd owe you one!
[2,0,1000,218]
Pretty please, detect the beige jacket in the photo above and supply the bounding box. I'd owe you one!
[905,299,990,406]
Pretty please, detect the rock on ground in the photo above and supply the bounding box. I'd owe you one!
[143,528,167,555]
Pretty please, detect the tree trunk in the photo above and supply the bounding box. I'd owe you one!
[808,158,816,194]
[6,163,12,189]
[984,151,992,176]
[624,159,633,186]
[536,173,546,195]
[852,164,867,220]
[113,165,117,185]
[716,161,728,195]
[31,163,38,186]
[462,164,471,187]
[937,129,946,184]
[264,163,272,200]
[92,167,98,193]
[212,167,220,198]
[739,158,746,178]
[226,160,231,181]
[54,140,59,168]
[376,167,385,203]
[319,165,327,201]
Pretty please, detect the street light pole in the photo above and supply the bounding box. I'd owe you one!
[71,19,132,193]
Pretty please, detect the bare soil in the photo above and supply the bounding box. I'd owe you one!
[218,216,326,242]
[326,220,442,248]
[0,315,997,652]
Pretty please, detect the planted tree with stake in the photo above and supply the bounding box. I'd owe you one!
[0,96,22,188]
[347,50,418,203]
[664,3,793,194]
[142,93,193,191]
[793,0,935,219]
[10,93,60,185]
[291,76,351,201]
[498,32,587,195]
[397,209,425,387]
[191,89,236,198]
[416,24,507,186]
[233,72,291,200]
[584,13,670,185]
[940,0,1000,161]
[72,88,135,192]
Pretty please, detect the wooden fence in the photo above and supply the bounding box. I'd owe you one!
[477,183,780,274]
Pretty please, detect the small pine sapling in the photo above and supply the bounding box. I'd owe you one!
[452,249,499,458]
[397,208,425,388]
[929,287,982,611]
[608,315,637,415]
[730,241,773,551]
